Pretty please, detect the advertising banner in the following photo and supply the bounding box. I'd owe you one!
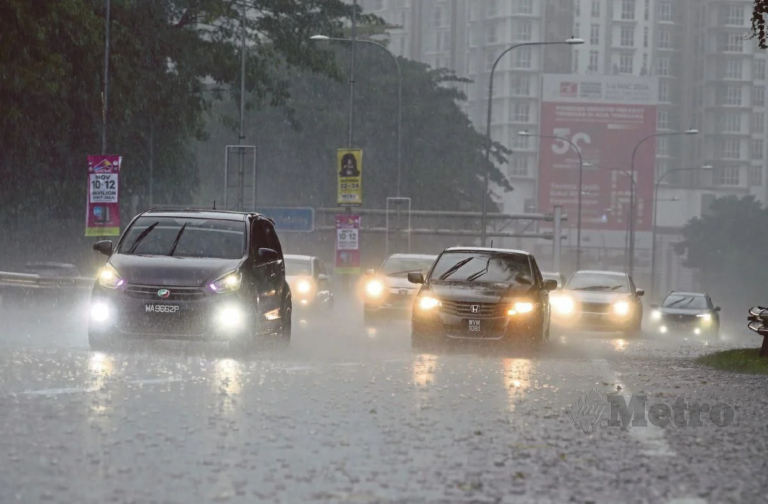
[86,155,122,236]
[335,214,360,274]
[337,149,363,206]
[538,75,658,232]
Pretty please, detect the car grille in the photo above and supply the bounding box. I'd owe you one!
[581,302,611,314]
[117,312,209,336]
[123,284,207,302]
[662,313,699,323]
[440,300,506,319]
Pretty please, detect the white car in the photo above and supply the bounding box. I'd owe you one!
[284,254,334,311]
[362,253,437,324]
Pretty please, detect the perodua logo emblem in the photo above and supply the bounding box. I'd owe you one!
[157,289,171,299]
[471,305,480,314]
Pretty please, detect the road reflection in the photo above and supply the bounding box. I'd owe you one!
[412,354,438,387]
[611,338,628,352]
[502,358,531,409]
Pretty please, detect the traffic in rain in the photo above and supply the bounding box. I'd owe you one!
[2,1,768,503]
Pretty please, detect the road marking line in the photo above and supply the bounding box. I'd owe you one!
[126,378,182,385]
[591,358,676,457]
[21,387,97,396]
[667,498,708,504]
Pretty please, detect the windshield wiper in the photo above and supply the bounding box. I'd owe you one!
[386,269,424,276]
[167,223,187,257]
[466,257,492,282]
[438,257,474,280]
[572,285,617,291]
[127,222,159,254]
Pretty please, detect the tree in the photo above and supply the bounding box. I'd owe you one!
[196,42,512,212]
[675,195,768,311]
[753,0,768,48]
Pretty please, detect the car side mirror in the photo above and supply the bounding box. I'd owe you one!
[93,240,113,256]
[543,279,558,291]
[258,248,279,262]
[318,273,329,282]
[715,306,721,312]
[365,268,375,276]
[407,272,424,284]
[636,288,645,297]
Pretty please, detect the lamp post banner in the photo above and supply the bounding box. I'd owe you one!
[86,155,122,236]
[537,74,658,232]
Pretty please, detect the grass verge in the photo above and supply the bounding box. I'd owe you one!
[696,348,768,375]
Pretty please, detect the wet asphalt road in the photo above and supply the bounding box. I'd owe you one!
[0,294,767,503]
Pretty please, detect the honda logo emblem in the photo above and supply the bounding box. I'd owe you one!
[470,305,480,314]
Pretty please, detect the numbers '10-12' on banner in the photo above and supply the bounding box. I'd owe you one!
[337,149,363,206]
[86,155,122,237]
[335,214,360,274]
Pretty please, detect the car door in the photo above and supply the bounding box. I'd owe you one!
[262,220,285,311]
[628,276,643,318]
[315,258,331,303]
[529,257,550,328]
[707,295,720,325]
[249,219,272,316]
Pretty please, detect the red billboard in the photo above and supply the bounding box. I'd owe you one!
[537,75,659,232]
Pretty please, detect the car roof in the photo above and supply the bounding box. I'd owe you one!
[284,254,314,261]
[387,253,438,259]
[443,247,531,256]
[140,209,258,222]
[573,270,628,277]
[667,291,707,297]
[541,271,562,276]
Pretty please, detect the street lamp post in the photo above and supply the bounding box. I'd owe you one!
[628,129,698,276]
[649,165,713,301]
[479,38,583,247]
[521,131,584,269]
[310,35,403,198]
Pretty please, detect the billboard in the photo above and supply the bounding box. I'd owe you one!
[537,75,659,232]
[337,149,363,206]
[335,214,360,274]
[86,155,121,236]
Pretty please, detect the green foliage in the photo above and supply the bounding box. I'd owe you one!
[697,348,768,375]
[753,0,768,49]
[198,40,511,211]
[676,195,768,310]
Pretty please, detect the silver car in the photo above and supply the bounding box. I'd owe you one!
[362,253,437,325]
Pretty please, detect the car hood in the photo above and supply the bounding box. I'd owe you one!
[658,307,709,316]
[429,281,532,303]
[565,290,632,304]
[383,275,419,290]
[110,254,243,287]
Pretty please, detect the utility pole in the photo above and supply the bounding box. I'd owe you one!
[236,0,247,211]
[102,0,111,154]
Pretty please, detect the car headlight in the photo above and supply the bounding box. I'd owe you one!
[651,310,661,321]
[216,304,245,329]
[297,278,313,294]
[697,313,712,323]
[209,271,242,293]
[366,279,384,297]
[551,295,575,315]
[418,296,440,310]
[98,264,124,289]
[90,301,111,322]
[508,301,534,316]
[613,300,631,316]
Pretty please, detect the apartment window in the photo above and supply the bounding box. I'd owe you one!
[371,0,384,10]
[721,112,741,132]
[749,166,763,186]
[619,52,634,74]
[755,86,766,107]
[512,101,530,122]
[695,60,705,80]
[441,32,452,51]
[657,136,669,156]
[620,26,635,47]
[487,0,498,17]
[511,75,530,96]
[724,33,744,52]
[487,24,498,44]
[644,27,649,48]
[485,51,496,72]
[658,1,672,22]
[433,7,443,27]
[720,85,742,106]
[517,21,532,42]
[727,5,745,26]
[659,30,672,49]
[588,50,599,72]
[752,139,765,160]
[718,166,740,186]
[725,59,743,79]
[756,60,766,81]
[575,0,581,16]
[723,138,741,159]
[512,134,530,150]
[659,81,670,101]
[753,112,765,133]
[574,21,581,39]
[509,156,529,177]
[657,57,670,76]
[621,0,636,20]
[515,47,532,68]
[657,110,669,129]
[591,0,600,18]
[514,0,533,15]
[644,0,649,20]
[590,24,600,45]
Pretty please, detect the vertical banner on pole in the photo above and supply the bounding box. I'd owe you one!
[337,149,363,206]
[86,155,122,236]
[335,214,360,274]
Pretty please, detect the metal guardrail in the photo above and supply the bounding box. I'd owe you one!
[0,271,94,290]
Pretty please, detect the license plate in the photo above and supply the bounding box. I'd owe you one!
[398,289,409,296]
[468,319,481,332]
[145,304,180,314]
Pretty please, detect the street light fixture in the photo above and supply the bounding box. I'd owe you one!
[310,34,404,198]
[627,128,698,276]
[649,164,713,301]
[480,37,584,247]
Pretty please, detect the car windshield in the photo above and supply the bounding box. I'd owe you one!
[380,256,436,276]
[285,258,312,276]
[662,294,709,310]
[429,251,532,283]
[118,217,246,259]
[567,273,629,292]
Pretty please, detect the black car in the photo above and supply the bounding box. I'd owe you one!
[408,247,557,348]
[650,291,720,335]
[88,209,292,352]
